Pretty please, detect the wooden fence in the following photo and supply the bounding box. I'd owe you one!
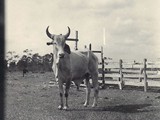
[66,30,79,50]
[98,58,160,92]
[86,44,160,92]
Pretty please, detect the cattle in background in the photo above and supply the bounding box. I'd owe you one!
[23,68,28,77]
[22,59,28,77]
[46,26,99,110]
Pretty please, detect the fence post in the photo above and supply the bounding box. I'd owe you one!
[119,59,124,90]
[75,31,78,50]
[89,43,92,50]
[101,47,105,85]
[139,68,143,82]
[143,58,148,92]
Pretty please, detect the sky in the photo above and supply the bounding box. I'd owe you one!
[5,0,160,60]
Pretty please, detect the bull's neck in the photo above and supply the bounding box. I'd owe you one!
[53,51,71,79]
[52,46,59,64]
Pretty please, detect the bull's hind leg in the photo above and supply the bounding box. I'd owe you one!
[84,73,91,107]
[91,74,99,107]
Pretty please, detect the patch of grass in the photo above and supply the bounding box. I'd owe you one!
[5,72,160,120]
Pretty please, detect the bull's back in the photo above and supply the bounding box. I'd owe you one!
[70,51,98,80]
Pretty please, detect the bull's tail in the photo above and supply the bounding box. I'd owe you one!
[88,51,99,107]
[88,51,99,75]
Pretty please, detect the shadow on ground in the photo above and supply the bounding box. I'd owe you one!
[68,104,152,113]
[100,83,160,93]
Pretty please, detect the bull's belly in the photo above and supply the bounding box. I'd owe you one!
[71,71,87,85]
[71,72,86,80]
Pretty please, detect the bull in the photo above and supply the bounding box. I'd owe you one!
[46,26,99,110]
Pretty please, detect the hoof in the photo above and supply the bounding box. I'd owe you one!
[58,105,63,110]
[92,104,97,108]
[63,106,69,110]
[83,102,89,107]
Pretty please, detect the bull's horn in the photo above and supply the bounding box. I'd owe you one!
[64,26,70,39]
[46,26,55,39]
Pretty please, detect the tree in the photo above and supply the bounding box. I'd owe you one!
[31,53,42,72]
[42,53,53,71]
[6,51,19,71]
[5,49,54,72]
[23,49,32,57]
[17,55,27,71]
[16,49,33,71]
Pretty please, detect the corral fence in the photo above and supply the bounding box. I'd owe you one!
[89,44,160,92]
[100,58,160,92]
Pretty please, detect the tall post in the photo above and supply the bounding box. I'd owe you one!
[139,68,143,82]
[89,43,92,50]
[75,31,78,50]
[119,59,124,90]
[101,47,105,85]
[143,58,148,92]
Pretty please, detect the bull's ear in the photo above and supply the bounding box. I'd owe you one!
[64,44,71,54]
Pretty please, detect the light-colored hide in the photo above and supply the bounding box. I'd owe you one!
[46,26,99,110]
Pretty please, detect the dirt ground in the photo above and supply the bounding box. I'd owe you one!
[5,72,160,120]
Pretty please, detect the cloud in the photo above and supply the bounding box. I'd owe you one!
[5,0,160,60]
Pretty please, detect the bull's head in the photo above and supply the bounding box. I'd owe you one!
[46,26,70,58]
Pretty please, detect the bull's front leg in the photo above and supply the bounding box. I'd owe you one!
[58,81,64,110]
[64,80,71,110]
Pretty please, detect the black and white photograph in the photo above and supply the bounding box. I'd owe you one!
[4,0,160,120]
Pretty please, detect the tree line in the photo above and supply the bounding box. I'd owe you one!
[5,49,53,73]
